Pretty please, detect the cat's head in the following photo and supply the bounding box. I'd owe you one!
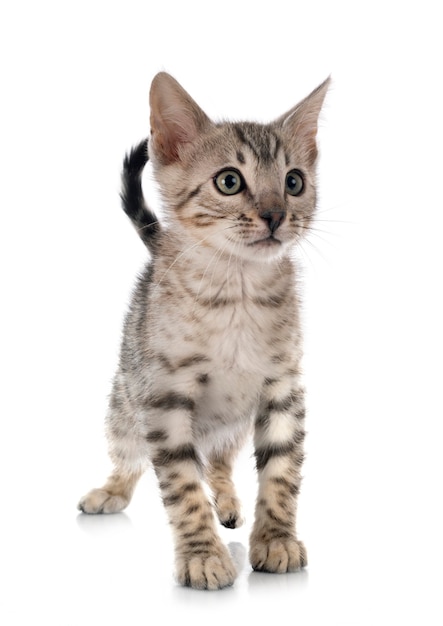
[148,72,329,262]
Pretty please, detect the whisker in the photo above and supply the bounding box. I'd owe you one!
[305,224,342,237]
[137,219,162,231]
[297,222,342,250]
[315,205,358,226]
[314,217,356,226]
[152,222,241,300]
[295,238,328,269]
[207,237,234,304]
[192,236,232,314]
[303,227,346,247]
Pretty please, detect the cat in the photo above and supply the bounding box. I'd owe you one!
[78,71,329,590]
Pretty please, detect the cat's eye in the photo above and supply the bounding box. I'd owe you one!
[214,169,245,195]
[285,170,304,196]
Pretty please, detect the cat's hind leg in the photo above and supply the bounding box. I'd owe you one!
[78,468,143,514]
[206,450,244,529]
[78,377,146,514]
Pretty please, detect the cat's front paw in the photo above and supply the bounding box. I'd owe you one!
[250,537,307,573]
[215,494,244,529]
[77,488,129,514]
[176,545,237,590]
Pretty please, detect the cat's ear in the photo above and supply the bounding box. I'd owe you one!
[149,72,212,165]
[275,77,330,165]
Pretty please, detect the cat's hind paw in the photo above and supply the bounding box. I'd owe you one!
[176,546,237,590]
[77,488,129,514]
[250,538,307,573]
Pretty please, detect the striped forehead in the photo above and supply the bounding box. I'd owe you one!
[232,123,286,167]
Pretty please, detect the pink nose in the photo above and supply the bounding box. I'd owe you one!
[259,210,286,233]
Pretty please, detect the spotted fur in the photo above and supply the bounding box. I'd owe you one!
[78,72,329,589]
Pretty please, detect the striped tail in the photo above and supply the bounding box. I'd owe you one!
[120,139,161,253]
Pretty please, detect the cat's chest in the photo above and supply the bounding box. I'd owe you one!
[204,303,271,371]
[152,259,296,376]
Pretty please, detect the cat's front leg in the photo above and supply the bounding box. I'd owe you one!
[206,450,245,529]
[146,394,236,590]
[249,378,307,573]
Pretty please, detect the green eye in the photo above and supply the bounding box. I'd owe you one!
[214,169,244,195]
[285,170,304,196]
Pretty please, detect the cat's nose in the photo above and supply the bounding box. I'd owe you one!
[259,209,286,234]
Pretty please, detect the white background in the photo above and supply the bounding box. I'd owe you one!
[1,1,442,624]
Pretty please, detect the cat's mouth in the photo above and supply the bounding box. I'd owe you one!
[248,235,282,247]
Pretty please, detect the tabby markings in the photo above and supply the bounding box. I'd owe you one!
[176,184,202,211]
[254,439,305,471]
[147,392,195,412]
[153,443,201,468]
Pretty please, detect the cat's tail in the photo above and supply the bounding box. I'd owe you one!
[120,139,161,253]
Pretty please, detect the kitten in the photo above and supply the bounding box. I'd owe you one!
[78,72,329,590]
